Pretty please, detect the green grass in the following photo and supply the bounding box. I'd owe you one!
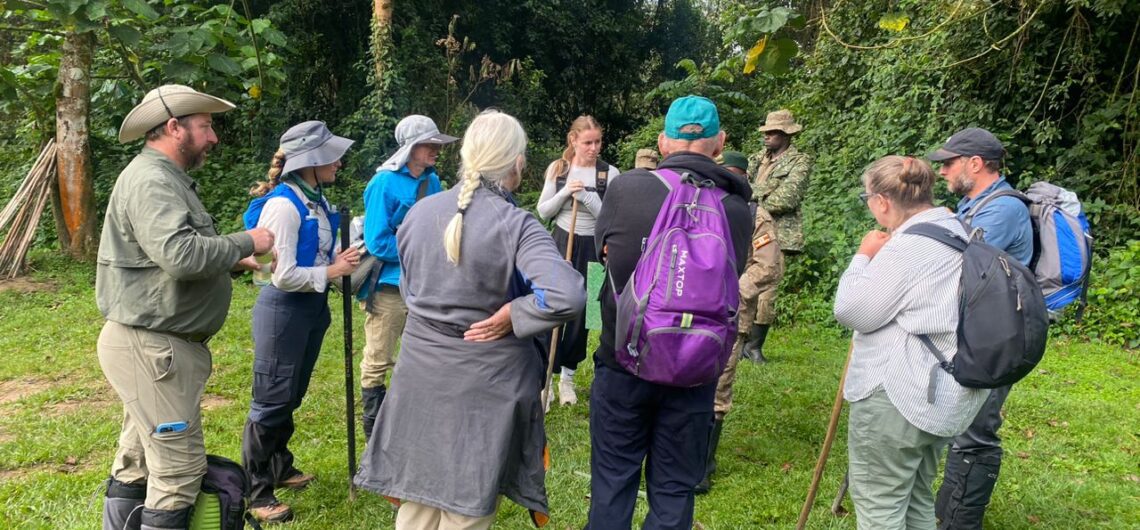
[0,252,1137,529]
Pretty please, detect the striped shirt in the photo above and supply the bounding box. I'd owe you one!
[834,207,989,437]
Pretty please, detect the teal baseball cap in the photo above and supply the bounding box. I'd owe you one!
[664,96,720,140]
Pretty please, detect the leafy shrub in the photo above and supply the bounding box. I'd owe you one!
[1054,240,1140,349]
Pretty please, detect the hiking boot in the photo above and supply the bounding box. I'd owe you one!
[741,324,770,364]
[250,502,295,524]
[558,376,578,406]
[276,471,315,491]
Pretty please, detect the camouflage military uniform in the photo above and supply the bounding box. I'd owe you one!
[714,206,784,418]
[747,146,812,252]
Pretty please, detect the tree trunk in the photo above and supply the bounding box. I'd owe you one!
[54,30,96,260]
[372,0,393,85]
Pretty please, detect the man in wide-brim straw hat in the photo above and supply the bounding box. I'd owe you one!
[97,84,275,530]
[357,114,458,442]
[744,109,813,364]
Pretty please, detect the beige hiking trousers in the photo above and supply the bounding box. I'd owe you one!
[97,321,212,510]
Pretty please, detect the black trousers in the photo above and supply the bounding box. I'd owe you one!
[937,384,1011,529]
[586,363,715,530]
[242,286,330,506]
[551,225,596,372]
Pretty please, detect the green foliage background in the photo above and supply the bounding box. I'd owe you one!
[1,0,1137,346]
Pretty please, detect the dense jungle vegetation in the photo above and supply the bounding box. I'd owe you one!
[1,0,1137,347]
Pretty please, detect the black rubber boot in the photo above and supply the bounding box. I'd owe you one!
[362,385,387,441]
[103,477,145,530]
[741,324,770,364]
[695,419,724,495]
[139,506,192,530]
[936,451,1001,530]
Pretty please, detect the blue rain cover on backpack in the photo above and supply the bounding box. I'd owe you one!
[243,184,338,266]
[967,182,1093,318]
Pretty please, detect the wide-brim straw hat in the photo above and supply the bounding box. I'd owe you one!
[118,84,235,143]
[377,115,458,172]
[279,121,355,175]
[757,109,803,135]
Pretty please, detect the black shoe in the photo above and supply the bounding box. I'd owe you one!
[362,385,386,441]
[741,324,770,364]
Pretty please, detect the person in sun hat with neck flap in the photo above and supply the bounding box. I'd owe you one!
[97,84,275,530]
[357,115,458,442]
[239,121,361,524]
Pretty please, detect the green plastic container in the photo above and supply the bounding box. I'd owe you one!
[188,491,222,530]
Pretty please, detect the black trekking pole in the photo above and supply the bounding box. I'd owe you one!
[338,209,358,500]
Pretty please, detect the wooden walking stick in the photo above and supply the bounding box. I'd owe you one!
[338,211,358,500]
[796,341,854,529]
[542,198,579,410]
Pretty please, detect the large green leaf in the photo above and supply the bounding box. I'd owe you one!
[107,25,142,47]
[163,59,199,80]
[207,53,242,76]
[757,37,798,75]
[122,0,159,20]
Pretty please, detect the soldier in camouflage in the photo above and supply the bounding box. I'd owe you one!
[744,109,811,363]
[697,151,784,494]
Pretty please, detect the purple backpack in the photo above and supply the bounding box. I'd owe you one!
[612,168,739,387]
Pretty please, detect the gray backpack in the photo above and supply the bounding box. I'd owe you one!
[966,182,1093,319]
[905,223,1049,401]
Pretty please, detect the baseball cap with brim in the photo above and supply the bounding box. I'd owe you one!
[664,96,720,140]
[377,115,458,171]
[118,84,235,144]
[279,121,355,175]
[927,127,1005,162]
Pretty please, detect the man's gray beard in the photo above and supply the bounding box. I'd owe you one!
[950,174,975,195]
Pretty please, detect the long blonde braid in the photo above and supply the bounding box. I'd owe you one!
[250,150,287,197]
[443,167,483,264]
[442,110,528,264]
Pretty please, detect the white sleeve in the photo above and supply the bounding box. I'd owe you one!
[536,163,572,221]
[260,196,329,293]
[833,242,912,333]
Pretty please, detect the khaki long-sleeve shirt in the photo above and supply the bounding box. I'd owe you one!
[96,147,253,336]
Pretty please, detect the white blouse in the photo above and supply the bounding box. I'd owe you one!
[258,182,335,293]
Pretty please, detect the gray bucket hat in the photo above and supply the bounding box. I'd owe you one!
[279,121,354,175]
[377,115,458,171]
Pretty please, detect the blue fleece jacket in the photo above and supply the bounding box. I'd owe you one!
[361,165,442,297]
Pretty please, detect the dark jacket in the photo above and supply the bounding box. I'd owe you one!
[593,151,754,371]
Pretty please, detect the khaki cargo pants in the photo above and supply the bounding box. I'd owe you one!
[97,321,212,510]
[359,285,407,389]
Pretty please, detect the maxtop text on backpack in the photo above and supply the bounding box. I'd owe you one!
[905,223,1049,401]
[966,181,1093,319]
[612,169,739,387]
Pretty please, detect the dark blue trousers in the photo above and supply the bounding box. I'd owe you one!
[242,286,330,506]
[587,363,716,530]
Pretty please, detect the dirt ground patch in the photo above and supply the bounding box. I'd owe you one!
[46,388,117,416]
[0,456,94,482]
[201,393,235,410]
[0,377,50,406]
[0,276,55,294]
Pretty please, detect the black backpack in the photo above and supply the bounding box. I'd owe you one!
[905,223,1049,399]
[554,158,611,198]
[189,455,262,530]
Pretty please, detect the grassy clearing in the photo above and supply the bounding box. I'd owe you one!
[0,252,1136,529]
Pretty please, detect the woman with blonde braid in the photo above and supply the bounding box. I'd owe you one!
[536,115,619,406]
[354,110,585,529]
[240,121,359,523]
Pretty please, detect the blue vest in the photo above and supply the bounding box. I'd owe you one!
[243,184,338,266]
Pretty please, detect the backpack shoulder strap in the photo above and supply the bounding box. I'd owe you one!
[595,159,610,197]
[964,188,1030,224]
[904,222,968,252]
